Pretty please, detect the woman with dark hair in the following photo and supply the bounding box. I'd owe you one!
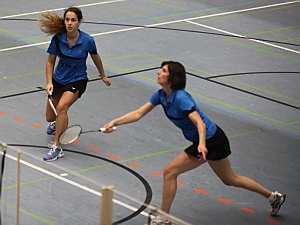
[39,7,111,161]
[103,61,285,224]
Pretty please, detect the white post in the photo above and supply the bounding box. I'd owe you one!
[15,150,21,225]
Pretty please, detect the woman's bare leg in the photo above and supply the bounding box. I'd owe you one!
[161,152,206,213]
[53,91,79,146]
[208,158,271,198]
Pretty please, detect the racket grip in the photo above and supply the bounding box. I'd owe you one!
[48,94,57,117]
[99,126,116,132]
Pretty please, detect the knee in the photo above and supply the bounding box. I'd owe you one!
[221,175,238,186]
[221,179,233,186]
[163,165,178,180]
[56,104,68,115]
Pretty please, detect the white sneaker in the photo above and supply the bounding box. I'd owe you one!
[43,145,64,162]
[270,191,286,216]
[149,216,172,225]
[46,121,56,135]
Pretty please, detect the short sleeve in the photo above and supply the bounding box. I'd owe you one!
[88,37,97,54]
[149,90,160,106]
[178,92,195,112]
[46,36,58,55]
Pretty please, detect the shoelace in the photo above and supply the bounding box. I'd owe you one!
[47,142,55,148]
[48,146,59,155]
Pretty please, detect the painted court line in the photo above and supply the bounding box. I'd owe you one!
[0,1,299,53]
[3,150,148,217]
[186,21,300,54]
[0,0,125,19]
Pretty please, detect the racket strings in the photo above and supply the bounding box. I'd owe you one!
[59,125,82,144]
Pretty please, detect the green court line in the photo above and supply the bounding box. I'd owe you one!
[101,53,146,61]
[194,3,300,24]
[228,129,261,138]
[145,0,267,23]
[190,90,285,124]
[224,25,300,46]
[149,0,186,9]
[0,199,54,224]
[103,5,145,17]
[268,33,300,43]
[222,78,300,103]
[227,24,300,39]
[0,48,34,56]
[0,27,19,36]
[224,25,300,43]
[277,120,300,130]
[0,7,21,14]
[0,8,46,54]
[0,85,44,95]
[225,25,300,46]
[241,37,300,49]
[226,39,300,62]
[0,70,44,81]
[2,177,51,191]
[105,62,159,72]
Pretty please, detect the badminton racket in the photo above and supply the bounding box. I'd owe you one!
[58,124,117,144]
[48,92,57,117]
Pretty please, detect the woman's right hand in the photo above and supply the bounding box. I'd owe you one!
[103,121,116,133]
[46,83,53,95]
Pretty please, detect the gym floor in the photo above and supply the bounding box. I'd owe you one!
[0,0,299,224]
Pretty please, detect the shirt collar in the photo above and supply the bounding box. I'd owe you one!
[61,29,83,45]
[161,89,176,104]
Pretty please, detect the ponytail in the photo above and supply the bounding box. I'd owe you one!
[39,11,65,35]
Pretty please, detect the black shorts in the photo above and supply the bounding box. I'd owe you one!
[184,126,231,161]
[52,78,88,98]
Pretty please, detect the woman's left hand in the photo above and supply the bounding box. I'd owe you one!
[102,76,111,86]
[198,144,208,160]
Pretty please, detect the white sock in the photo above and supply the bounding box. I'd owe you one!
[268,192,276,202]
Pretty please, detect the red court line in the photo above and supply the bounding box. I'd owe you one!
[14,117,24,122]
[151,170,162,177]
[266,217,280,224]
[108,154,120,160]
[128,162,141,168]
[73,140,81,144]
[217,197,231,204]
[88,146,100,152]
[32,124,42,129]
[0,111,6,115]
[241,207,256,214]
[194,188,208,195]
[177,180,185,185]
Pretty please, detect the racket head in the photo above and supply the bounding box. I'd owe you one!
[59,125,82,144]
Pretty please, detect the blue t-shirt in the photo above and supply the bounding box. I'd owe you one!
[47,30,97,85]
[149,89,217,142]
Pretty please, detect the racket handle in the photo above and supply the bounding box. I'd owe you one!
[99,126,117,132]
[48,93,57,117]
